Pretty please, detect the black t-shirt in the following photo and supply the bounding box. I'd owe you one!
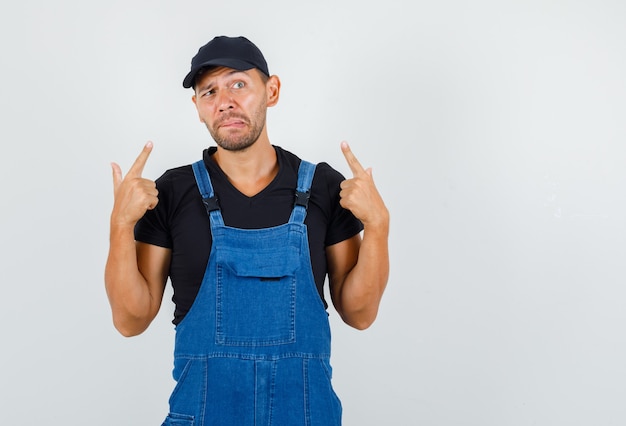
[135,146,363,325]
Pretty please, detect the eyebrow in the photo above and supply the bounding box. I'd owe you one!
[196,69,249,93]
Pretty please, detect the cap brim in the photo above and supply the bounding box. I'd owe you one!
[182,58,257,88]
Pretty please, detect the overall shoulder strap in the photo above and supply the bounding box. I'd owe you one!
[289,160,317,224]
[191,160,224,227]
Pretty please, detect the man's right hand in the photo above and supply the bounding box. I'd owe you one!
[110,142,159,227]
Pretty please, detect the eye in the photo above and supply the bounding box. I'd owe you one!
[201,89,215,97]
[232,81,245,89]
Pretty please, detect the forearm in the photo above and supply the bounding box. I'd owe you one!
[336,222,390,330]
[104,224,157,336]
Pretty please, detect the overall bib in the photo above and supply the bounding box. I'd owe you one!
[161,160,342,426]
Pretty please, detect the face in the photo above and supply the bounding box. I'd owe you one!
[192,67,279,152]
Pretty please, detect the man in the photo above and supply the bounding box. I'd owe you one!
[105,35,389,425]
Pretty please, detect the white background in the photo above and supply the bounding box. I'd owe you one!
[1,1,625,425]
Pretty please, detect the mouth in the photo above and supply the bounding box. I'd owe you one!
[217,116,247,129]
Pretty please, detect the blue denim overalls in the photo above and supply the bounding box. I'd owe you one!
[161,159,342,426]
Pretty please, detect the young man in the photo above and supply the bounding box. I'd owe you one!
[105,35,389,425]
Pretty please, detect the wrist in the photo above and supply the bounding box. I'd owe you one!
[361,208,390,233]
[109,219,136,239]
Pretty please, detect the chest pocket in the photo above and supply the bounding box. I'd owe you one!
[213,225,303,346]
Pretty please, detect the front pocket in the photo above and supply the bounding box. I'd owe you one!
[306,359,343,426]
[161,412,194,426]
[213,226,302,346]
[215,264,296,346]
[167,358,206,420]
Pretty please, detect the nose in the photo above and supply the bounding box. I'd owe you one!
[216,90,235,112]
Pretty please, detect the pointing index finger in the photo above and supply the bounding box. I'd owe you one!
[341,141,365,176]
[127,141,154,178]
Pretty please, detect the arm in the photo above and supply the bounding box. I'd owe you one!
[327,142,390,330]
[104,142,169,337]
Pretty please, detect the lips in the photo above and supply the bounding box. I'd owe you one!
[221,120,245,128]
[217,115,247,129]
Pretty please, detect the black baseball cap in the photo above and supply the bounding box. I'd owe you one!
[182,36,270,89]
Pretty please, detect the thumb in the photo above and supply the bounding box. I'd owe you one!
[365,167,373,177]
[111,162,122,190]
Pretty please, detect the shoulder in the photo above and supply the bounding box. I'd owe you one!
[156,164,194,186]
[314,162,346,183]
[152,161,203,208]
[157,148,215,184]
[274,146,346,188]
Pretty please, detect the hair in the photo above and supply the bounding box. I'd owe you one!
[193,66,270,90]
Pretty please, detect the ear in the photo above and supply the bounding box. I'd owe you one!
[266,75,281,107]
[191,94,204,123]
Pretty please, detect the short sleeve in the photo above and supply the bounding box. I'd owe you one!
[313,162,363,247]
[134,172,174,248]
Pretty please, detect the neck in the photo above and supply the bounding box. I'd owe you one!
[211,137,279,197]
